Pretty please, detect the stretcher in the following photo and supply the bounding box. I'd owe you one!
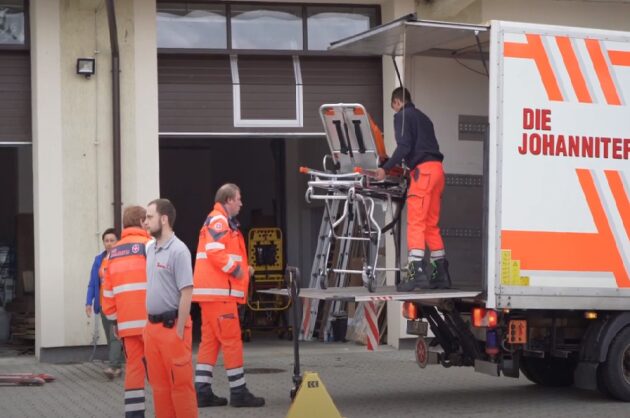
[301,103,408,292]
[242,228,291,341]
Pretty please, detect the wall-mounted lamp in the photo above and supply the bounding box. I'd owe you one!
[76,58,96,78]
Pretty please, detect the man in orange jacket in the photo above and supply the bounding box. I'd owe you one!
[144,199,197,418]
[193,183,265,408]
[102,206,152,417]
[374,87,452,290]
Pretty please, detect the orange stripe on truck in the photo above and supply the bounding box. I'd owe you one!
[608,50,630,67]
[504,34,563,101]
[605,170,630,240]
[585,39,622,106]
[501,169,630,288]
[556,37,592,103]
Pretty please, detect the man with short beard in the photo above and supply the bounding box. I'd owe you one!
[143,199,197,418]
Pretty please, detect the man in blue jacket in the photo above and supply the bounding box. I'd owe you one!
[85,228,124,378]
[374,87,452,290]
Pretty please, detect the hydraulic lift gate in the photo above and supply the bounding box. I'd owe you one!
[262,287,480,303]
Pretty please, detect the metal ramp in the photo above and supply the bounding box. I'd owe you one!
[263,287,481,303]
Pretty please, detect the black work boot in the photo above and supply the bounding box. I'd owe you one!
[396,260,431,291]
[196,383,228,407]
[430,258,452,289]
[230,387,265,408]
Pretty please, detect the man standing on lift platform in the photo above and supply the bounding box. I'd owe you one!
[374,87,452,291]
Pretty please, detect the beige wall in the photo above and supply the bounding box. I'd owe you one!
[418,0,630,30]
[32,0,65,352]
[480,0,630,30]
[410,56,488,175]
[32,0,159,356]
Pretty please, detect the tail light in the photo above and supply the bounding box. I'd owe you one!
[403,302,418,320]
[487,310,498,328]
[472,308,498,329]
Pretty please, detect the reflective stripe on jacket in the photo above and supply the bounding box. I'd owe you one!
[193,203,249,304]
[101,227,151,337]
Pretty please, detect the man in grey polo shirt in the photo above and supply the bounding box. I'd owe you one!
[143,198,198,418]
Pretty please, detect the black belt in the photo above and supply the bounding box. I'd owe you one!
[148,310,178,328]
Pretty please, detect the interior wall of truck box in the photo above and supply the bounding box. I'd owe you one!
[402,55,489,290]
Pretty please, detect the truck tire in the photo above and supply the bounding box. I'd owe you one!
[520,357,576,387]
[600,326,630,402]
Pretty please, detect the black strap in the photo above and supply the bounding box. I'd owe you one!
[352,120,366,153]
[333,120,349,155]
[343,122,354,158]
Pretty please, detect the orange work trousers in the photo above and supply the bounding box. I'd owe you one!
[143,317,197,418]
[407,161,446,253]
[198,302,243,369]
[122,335,146,415]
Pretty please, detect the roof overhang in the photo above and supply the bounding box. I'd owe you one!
[329,15,490,60]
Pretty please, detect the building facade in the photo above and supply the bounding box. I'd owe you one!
[0,0,629,358]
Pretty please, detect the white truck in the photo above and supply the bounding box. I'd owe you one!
[291,17,630,401]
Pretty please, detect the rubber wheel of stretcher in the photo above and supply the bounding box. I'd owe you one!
[367,274,376,293]
[319,275,327,290]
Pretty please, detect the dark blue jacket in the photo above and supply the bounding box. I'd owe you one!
[85,251,106,314]
[382,103,443,170]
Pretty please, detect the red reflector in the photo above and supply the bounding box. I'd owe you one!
[472,308,484,327]
[487,310,498,328]
[403,302,418,320]
[472,308,498,328]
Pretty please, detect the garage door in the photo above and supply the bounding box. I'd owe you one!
[158,54,382,135]
[0,51,30,143]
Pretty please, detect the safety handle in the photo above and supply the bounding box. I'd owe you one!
[332,120,349,155]
[352,120,366,153]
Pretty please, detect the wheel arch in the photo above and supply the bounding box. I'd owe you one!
[580,312,630,363]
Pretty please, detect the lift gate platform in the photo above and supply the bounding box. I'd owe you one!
[260,287,481,302]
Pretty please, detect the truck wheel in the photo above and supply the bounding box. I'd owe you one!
[520,357,576,387]
[600,326,630,402]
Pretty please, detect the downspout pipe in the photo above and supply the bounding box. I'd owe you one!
[105,0,122,233]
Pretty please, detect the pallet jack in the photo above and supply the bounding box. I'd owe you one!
[284,266,343,418]
[0,373,55,386]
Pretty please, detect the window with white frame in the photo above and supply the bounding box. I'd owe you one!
[231,5,303,50]
[156,1,379,52]
[306,7,376,50]
[157,3,227,49]
[0,0,25,45]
